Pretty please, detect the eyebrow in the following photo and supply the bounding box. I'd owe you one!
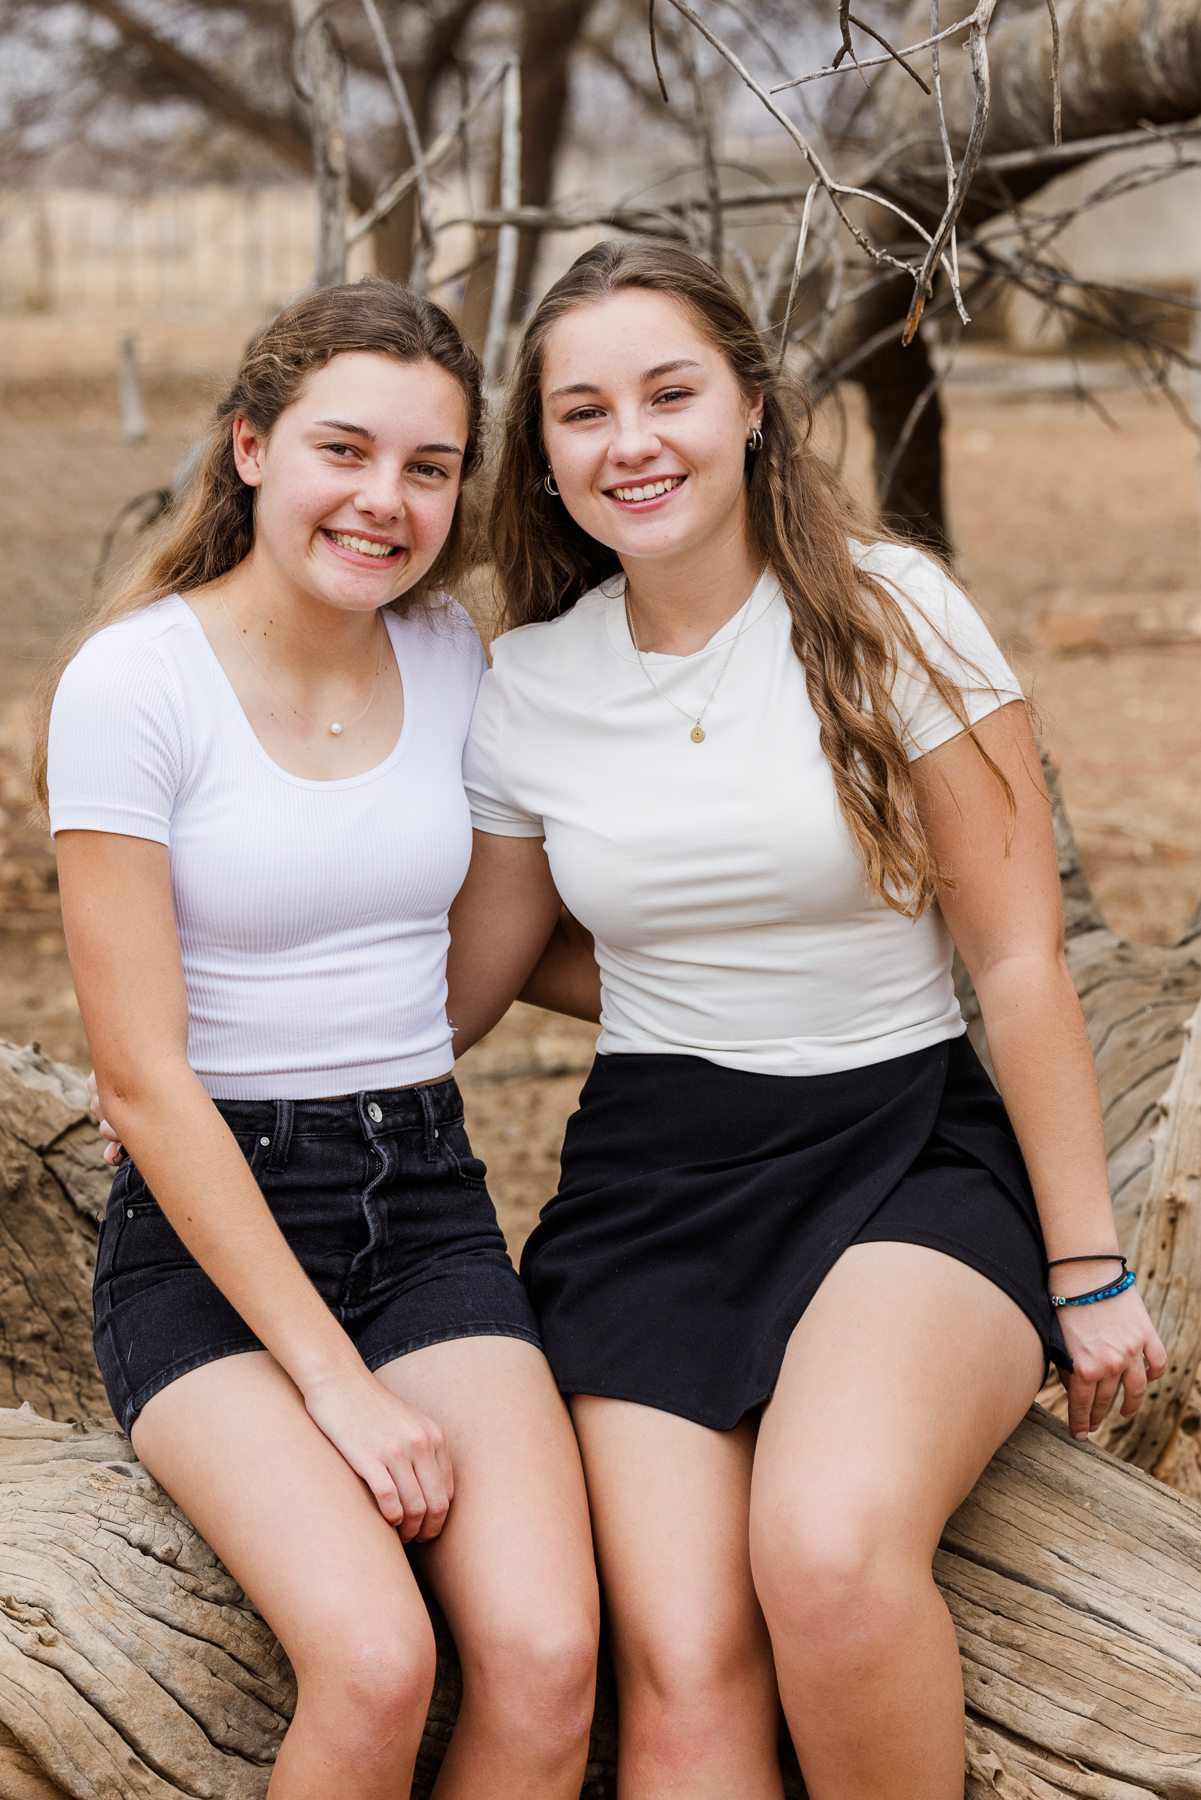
[313,418,375,439]
[547,358,702,402]
[313,420,463,457]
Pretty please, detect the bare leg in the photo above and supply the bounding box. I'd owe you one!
[376,1337,599,1800]
[750,1242,1044,1800]
[570,1397,784,1800]
[131,1352,435,1800]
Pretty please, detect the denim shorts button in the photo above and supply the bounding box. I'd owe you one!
[127,1208,134,1218]
[260,1137,271,1147]
[367,1102,383,1123]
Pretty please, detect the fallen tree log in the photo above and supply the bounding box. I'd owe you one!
[4,1402,1201,1798]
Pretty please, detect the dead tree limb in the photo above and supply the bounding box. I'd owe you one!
[290,0,348,288]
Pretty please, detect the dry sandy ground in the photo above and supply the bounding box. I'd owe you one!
[2,344,1199,1257]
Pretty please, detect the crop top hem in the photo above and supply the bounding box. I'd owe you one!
[198,1046,453,1102]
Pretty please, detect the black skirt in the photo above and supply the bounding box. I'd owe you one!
[521,1036,1069,1431]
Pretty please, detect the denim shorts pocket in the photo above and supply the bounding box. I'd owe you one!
[102,1164,194,1282]
[441,1119,489,1187]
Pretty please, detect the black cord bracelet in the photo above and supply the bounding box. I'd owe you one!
[1045,1254,1127,1273]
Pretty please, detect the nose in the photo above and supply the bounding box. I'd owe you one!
[354,460,406,523]
[607,408,662,470]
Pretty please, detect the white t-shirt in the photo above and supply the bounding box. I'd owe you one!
[49,595,486,1100]
[464,542,1022,1078]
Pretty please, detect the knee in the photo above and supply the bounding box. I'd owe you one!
[752,1510,920,1669]
[617,1619,778,1779]
[304,1617,437,1764]
[465,1608,599,1763]
[624,1613,772,1728]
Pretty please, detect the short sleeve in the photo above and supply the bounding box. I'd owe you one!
[859,544,1023,760]
[48,632,187,843]
[462,668,544,837]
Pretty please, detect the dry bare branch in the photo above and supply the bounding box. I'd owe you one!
[346,58,511,249]
[358,0,434,291]
[1045,0,1062,146]
[769,12,974,92]
[483,60,522,384]
[290,0,348,287]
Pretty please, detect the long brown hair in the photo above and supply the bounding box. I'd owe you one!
[31,277,484,813]
[489,240,1012,918]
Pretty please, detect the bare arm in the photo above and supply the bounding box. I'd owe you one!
[445,831,567,1056]
[912,702,1166,1439]
[519,911,602,1025]
[57,830,451,1538]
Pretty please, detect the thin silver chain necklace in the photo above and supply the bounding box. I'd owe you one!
[218,594,388,737]
[624,582,755,743]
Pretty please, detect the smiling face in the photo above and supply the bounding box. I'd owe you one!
[539,288,763,580]
[232,351,468,615]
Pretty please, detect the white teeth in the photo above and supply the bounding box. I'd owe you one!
[611,476,684,503]
[327,531,397,558]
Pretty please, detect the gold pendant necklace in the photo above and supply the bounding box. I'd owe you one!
[624,584,754,743]
[219,594,387,737]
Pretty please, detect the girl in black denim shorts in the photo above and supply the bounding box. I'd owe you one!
[37,282,598,1800]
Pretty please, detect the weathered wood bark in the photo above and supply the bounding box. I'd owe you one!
[1094,998,1201,1469]
[7,1401,1201,1798]
[0,1044,111,1424]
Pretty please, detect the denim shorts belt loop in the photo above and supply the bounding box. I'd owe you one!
[266,1098,294,1172]
[91,1075,541,1438]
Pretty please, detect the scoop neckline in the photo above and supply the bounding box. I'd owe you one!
[603,569,780,664]
[173,595,414,789]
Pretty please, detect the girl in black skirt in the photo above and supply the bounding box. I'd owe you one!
[447,243,1165,1800]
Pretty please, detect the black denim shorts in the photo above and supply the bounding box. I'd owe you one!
[93,1077,540,1437]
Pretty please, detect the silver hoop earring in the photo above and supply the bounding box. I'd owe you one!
[747,425,764,453]
[543,470,560,497]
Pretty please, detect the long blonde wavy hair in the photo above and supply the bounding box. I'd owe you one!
[488,240,1012,918]
[31,277,485,814]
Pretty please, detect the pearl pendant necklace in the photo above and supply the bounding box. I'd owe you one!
[219,594,387,736]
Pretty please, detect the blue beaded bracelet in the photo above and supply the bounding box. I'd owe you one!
[1049,1267,1137,1308]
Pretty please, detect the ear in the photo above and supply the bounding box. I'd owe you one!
[231,415,267,488]
[746,394,764,434]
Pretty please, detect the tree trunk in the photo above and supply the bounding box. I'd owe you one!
[836,270,951,554]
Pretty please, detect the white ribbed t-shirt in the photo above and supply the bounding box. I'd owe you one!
[464,542,1023,1078]
[49,595,486,1099]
